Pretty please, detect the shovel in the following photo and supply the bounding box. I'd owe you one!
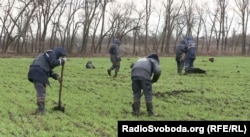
[53,64,65,113]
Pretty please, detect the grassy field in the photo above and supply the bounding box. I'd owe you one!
[0,56,249,137]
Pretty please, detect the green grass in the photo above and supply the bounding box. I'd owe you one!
[0,56,249,136]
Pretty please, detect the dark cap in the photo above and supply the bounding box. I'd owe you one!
[181,39,187,45]
[186,36,193,41]
[147,53,159,63]
[113,39,120,45]
[53,47,66,57]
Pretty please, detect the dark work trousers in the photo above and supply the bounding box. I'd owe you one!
[175,57,184,74]
[132,77,152,102]
[34,82,46,102]
[184,58,195,73]
[109,56,120,73]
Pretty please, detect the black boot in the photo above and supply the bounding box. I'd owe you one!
[107,69,111,76]
[113,66,119,78]
[146,102,158,116]
[178,68,182,74]
[33,100,45,115]
[113,72,118,78]
[132,101,140,116]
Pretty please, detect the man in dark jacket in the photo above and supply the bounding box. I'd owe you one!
[175,39,187,74]
[131,53,161,116]
[107,39,121,78]
[28,47,67,115]
[183,36,196,74]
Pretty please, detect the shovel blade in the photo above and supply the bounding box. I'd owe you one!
[53,105,65,113]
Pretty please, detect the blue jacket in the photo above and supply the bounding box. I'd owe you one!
[28,47,66,85]
[184,37,196,59]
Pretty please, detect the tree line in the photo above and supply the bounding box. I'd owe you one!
[0,0,249,56]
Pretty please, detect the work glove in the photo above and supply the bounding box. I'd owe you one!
[61,57,67,65]
[57,76,62,83]
[151,72,161,84]
[180,53,186,61]
[130,63,134,68]
[151,80,155,84]
[116,56,121,61]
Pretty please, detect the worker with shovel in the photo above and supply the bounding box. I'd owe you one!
[28,47,67,115]
[130,53,161,116]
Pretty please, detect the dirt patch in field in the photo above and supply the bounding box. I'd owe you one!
[154,90,195,98]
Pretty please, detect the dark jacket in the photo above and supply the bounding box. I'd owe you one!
[109,42,121,63]
[131,58,161,83]
[176,39,187,58]
[184,37,196,59]
[28,47,66,85]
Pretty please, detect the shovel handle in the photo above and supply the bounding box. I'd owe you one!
[60,64,64,80]
[58,64,64,106]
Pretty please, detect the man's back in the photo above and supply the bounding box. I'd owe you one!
[186,41,196,59]
[109,44,119,56]
[131,58,152,81]
[131,57,161,82]
[109,39,120,56]
[185,37,196,59]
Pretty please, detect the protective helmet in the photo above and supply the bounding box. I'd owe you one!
[53,47,66,58]
[147,53,160,63]
[113,39,120,45]
[181,39,187,45]
[186,36,193,41]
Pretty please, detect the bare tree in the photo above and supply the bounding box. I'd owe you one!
[0,0,15,53]
[235,0,250,55]
[151,9,163,53]
[0,0,248,56]
[207,6,219,54]
[93,0,110,53]
[223,14,234,51]
[107,2,138,50]
[195,2,209,54]
[183,0,195,36]
[195,5,205,54]
[1,0,36,53]
[80,0,101,53]
[144,0,152,53]
[173,17,186,52]
[213,0,228,52]
[161,0,183,53]
[15,0,38,54]
[230,28,241,54]
[38,0,66,52]
[90,0,114,54]
[60,1,82,54]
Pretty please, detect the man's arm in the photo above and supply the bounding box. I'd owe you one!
[150,60,161,83]
[115,45,121,61]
